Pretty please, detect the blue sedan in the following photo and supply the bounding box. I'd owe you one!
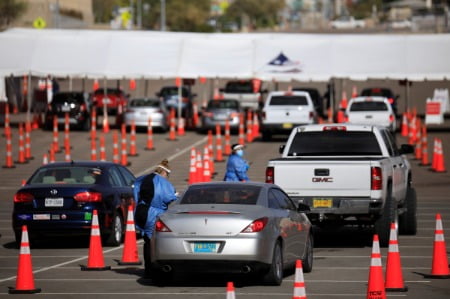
[12,161,136,246]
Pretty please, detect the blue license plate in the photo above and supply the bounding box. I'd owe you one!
[193,242,217,253]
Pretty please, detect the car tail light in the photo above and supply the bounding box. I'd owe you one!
[182,97,189,103]
[388,98,394,104]
[241,217,268,233]
[47,104,53,112]
[155,219,172,232]
[79,103,86,112]
[309,111,314,119]
[371,167,382,190]
[323,126,346,131]
[230,112,239,118]
[266,167,274,183]
[74,191,102,202]
[389,114,394,123]
[14,192,34,203]
[126,108,135,113]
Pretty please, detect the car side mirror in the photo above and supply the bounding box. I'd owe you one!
[399,144,414,154]
[297,203,311,213]
[279,145,285,154]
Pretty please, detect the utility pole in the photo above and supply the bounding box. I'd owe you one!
[161,0,166,31]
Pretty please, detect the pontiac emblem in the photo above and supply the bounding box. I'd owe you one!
[50,189,58,195]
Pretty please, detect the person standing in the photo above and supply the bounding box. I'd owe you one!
[223,144,249,182]
[134,159,177,278]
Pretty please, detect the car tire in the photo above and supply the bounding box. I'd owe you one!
[81,119,91,131]
[105,213,124,247]
[152,269,174,286]
[262,130,272,141]
[399,187,417,235]
[301,234,314,273]
[374,189,397,247]
[263,242,283,286]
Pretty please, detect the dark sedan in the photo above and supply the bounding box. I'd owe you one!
[12,161,136,246]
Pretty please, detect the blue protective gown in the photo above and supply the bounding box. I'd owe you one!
[134,173,177,238]
[223,154,249,182]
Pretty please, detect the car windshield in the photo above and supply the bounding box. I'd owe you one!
[94,88,123,96]
[224,81,254,93]
[130,98,160,107]
[269,96,308,106]
[29,166,102,184]
[288,131,382,156]
[180,185,261,205]
[207,100,239,109]
[361,88,393,98]
[52,93,85,104]
[349,101,389,112]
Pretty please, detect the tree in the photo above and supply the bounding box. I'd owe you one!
[225,0,285,31]
[0,0,27,30]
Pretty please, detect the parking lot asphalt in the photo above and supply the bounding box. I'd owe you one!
[0,113,449,298]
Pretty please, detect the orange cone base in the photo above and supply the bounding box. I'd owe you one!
[127,153,139,157]
[432,169,447,173]
[166,138,178,141]
[419,162,430,166]
[214,159,225,163]
[386,286,408,292]
[117,260,142,266]
[80,265,111,271]
[15,160,29,164]
[423,273,450,279]
[144,148,155,151]
[9,287,41,294]
[2,165,16,169]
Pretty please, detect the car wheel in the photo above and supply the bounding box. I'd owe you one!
[152,268,174,286]
[301,234,314,273]
[399,186,417,235]
[262,130,272,141]
[263,242,283,286]
[105,213,124,246]
[82,119,91,131]
[374,189,396,247]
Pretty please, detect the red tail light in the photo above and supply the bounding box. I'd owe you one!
[182,97,189,103]
[309,111,314,119]
[230,112,239,118]
[388,98,394,104]
[14,192,34,203]
[155,219,172,232]
[47,104,53,111]
[80,103,86,112]
[241,217,268,233]
[371,167,382,190]
[265,167,274,183]
[74,191,102,202]
[389,114,394,122]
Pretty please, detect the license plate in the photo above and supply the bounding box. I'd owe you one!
[313,198,333,208]
[45,197,64,207]
[61,106,70,112]
[282,123,293,129]
[193,242,217,253]
[33,214,50,220]
[103,98,111,104]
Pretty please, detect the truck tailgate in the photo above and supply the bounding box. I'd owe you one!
[273,160,372,197]
[265,106,311,124]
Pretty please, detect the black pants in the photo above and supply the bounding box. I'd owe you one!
[143,235,151,277]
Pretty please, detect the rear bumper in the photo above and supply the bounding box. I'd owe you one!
[262,123,311,134]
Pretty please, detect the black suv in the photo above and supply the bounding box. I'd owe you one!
[360,87,399,116]
[44,91,92,131]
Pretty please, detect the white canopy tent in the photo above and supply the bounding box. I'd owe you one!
[1,28,450,82]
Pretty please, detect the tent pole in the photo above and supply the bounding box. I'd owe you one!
[144,78,149,98]
[27,73,31,118]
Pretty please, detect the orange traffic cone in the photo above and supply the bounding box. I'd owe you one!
[414,123,422,160]
[177,117,185,136]
[145,117,155,151]
[215,124,224,162]
[385,222,408,292]
[192,103,199,128]
[112,131,120,164]
[367,234,386,299]
[196,150,204,183]
[207,130,215,175]
[224,119,231,156]
[90,109,97,140]
[292,260,307,299]
[128,120,138,156]
[420,126,430,166]
[340,91,348,110]
[168,108,177,141]
[431,138,438,171]
[433,139,446,173]
[238,113,245,145]
[252,111,260,139]
[336,109,346,123]
[121,124,130,166]
[118,206,142,265]
[351,85,358,98]
[99,135,106,161]
[90,138,97,161]
[52,116,61,153]
[42,153,48,165]
[24,120,33,160]
[3,103,11,137]
[8,225,41,294]
[424,214,450,278]
[102,108,110,134]
[400,113,408,137]
[188,147,197,184]
[226,281,236,299]
[246,110,253,143]
[81,210,111,271]
[203,146,211,182]
[16,123,28,164]
[3,134,15,169]
[64,142,71,162]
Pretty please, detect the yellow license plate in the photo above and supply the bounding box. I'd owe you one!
[282,123,293,129]
[313,199,333,208]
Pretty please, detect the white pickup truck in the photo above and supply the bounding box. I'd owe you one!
[330,16,366,29]
[220,80,266,111]
[266,124,416,246]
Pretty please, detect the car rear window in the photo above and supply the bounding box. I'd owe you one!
[349,101,389,112]
[361,88,392,98]
[52,93,84,104]
[224,81,254,93]
[29,167,102,184]
[180,185,261,205]
[288,131,382,156]
[94,88,123,96]
[130,99,160,107]
[269,96,308,106]
[207,100,239,109]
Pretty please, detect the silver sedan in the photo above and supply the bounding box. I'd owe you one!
[124,98,169,132]
[150,181,313,285]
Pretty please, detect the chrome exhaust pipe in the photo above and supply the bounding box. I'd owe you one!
[241,265,251,273]
[161,265,172,273]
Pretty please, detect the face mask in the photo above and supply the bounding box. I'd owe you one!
[236,149,244,157]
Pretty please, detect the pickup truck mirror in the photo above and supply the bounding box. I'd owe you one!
[279,145,285,154]
[399,144,414,154]
[297,203,311,213]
